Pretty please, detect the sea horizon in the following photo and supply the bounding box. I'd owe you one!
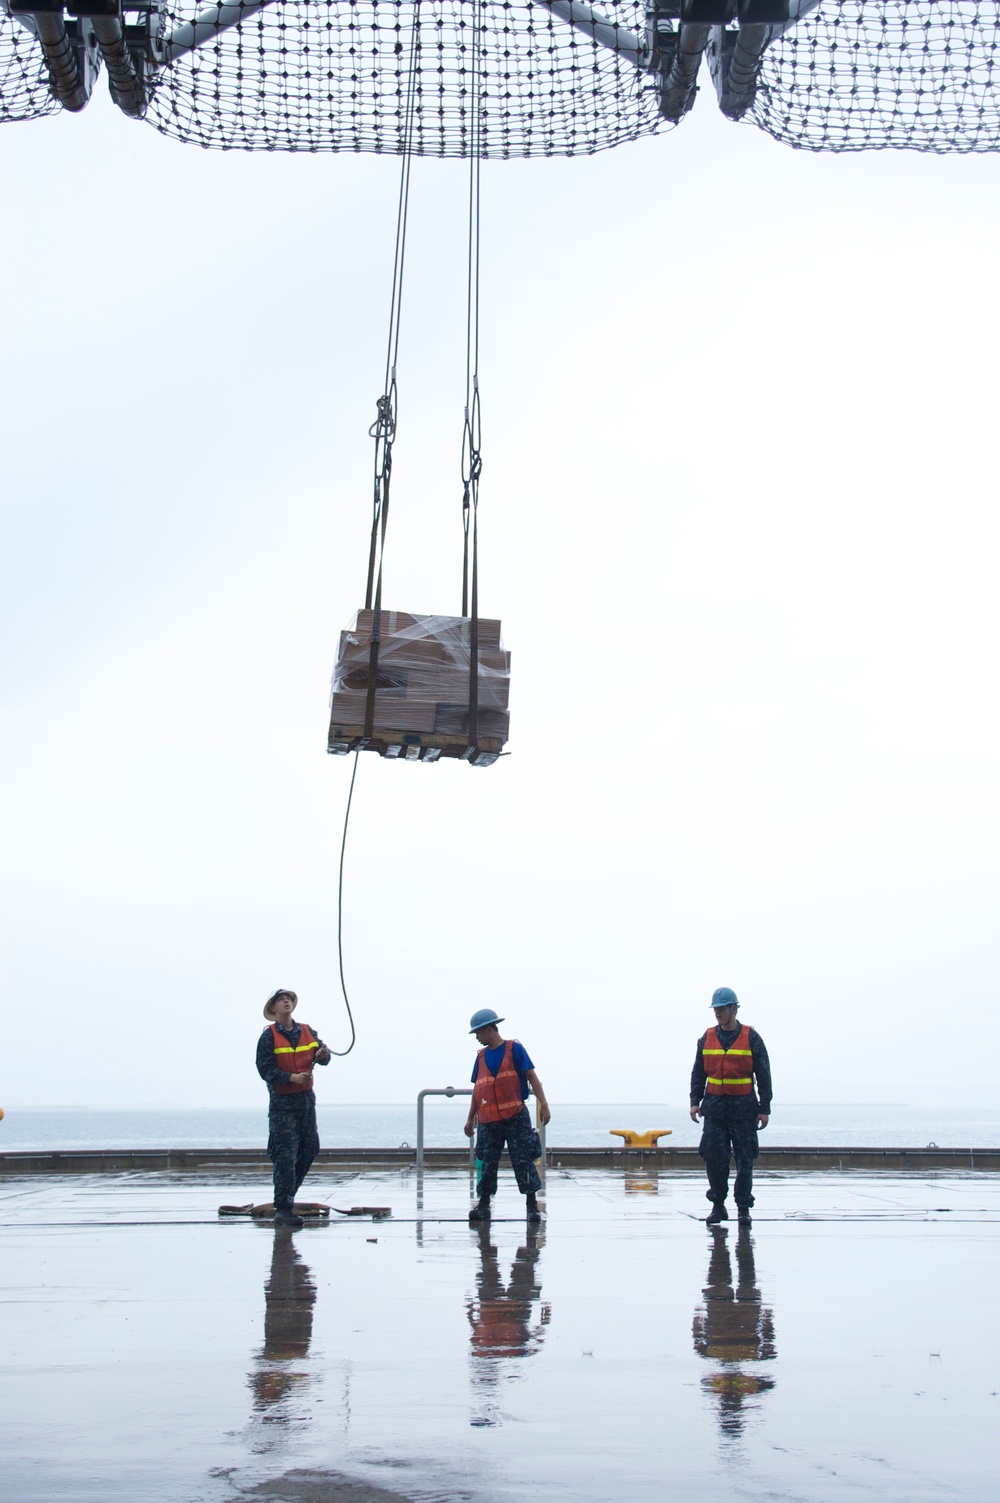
[2,1102,999,1152]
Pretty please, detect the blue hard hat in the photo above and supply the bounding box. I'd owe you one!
[710,987,739,1010]
[469,1008,505,1033]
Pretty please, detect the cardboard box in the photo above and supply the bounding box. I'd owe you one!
[433,704,510,738]
[354,609,503,650]
[412,665,510,708]
[330,692,437,734]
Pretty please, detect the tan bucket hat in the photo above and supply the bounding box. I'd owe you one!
[263,988,298,1021]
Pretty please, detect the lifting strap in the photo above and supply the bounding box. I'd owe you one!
[461,0,485,753]
[363,23,419,740]
[360,2,491,753]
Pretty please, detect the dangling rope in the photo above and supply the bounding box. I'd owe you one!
[327,748,359,1056]
[332,15,422,1055]
[461,0,485,750]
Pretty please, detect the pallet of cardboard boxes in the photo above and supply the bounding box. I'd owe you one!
[328,609,510,766]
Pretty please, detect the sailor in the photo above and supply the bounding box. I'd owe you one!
[257,989,331,1228]
[689,988,772,1227]
[464,1009,551,1225]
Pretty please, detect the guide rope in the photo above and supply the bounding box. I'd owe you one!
[328,748,359,1056]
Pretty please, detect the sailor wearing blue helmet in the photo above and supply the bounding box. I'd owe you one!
[689,988,772,1227]
[464,1009,550,1225]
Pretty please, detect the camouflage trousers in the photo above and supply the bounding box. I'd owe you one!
[267,1104,320,1211]
[475,1106,542,1200]
[698,1100,760,1209]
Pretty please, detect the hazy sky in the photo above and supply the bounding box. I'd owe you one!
[1,60,997,1113]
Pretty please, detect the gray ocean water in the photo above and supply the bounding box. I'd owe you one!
[2,1103,998,1151]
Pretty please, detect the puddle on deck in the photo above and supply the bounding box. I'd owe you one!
[1,1167,998,1501]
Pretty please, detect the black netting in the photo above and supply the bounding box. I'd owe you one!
[13,1,1000,157]
[144,0,666,156]
[0,13,59,123]
[749,1,1000,153]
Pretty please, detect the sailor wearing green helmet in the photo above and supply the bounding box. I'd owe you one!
[464,1009,551,1225]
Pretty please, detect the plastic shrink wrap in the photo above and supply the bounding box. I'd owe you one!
[328,610,510,766]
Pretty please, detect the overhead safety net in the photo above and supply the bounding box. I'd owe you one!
[0,10,60,121]
[749,1,1000,153]
[8,2,1000,156]
[145,0,664,156]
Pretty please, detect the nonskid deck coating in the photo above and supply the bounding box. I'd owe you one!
[1,1168,998,1502]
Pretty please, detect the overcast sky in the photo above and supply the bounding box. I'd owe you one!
[1,63,997,1113]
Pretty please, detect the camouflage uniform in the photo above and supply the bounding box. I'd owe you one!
[266,1108,321,1213]
[256,1022,328,1213]
[475,1106,542,1200]
[698,1101,762,1210]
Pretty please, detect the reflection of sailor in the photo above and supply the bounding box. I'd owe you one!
[248,1229,317,1422]
[467,1224,549,1424]
[692,1227,775,1437]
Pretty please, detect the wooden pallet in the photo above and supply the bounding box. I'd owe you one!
[327,728,504,766]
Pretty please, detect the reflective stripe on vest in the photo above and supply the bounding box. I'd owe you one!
[474,1039,525,1123]
[702,1024,754,1096]
[270,1022,319,1095]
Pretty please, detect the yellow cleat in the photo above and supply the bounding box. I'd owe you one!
[609,1129,672,1147]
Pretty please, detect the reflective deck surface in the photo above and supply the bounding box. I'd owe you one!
[2,1168,998,1501]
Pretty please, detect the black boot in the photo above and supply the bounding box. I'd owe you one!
[274,1207,304,1228]
[526,1193,542,1224]
[469,1197,491,1223]
[737,1209,752,1227]
[705,1203,728,1225]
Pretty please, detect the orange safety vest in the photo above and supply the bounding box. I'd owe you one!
[474,1040,526,1123]
[269,1023,320,1095]
[702,1024,754,1096]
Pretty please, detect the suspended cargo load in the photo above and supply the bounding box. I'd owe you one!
[328,610,510,768]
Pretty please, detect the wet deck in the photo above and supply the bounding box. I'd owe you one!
[2,1167,998,1502]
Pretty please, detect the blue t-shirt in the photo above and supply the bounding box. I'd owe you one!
[471,1040,534,1100]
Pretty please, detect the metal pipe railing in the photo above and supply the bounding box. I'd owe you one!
[416,1087,475,1174]
[416,1086,548,1179]
[535,1094,547,1183]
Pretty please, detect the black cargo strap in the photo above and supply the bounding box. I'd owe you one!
[461,0,485,754]
[362,30,418,742]
[461,384,481,751]
[364,389,394,739]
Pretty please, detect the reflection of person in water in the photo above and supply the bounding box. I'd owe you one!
[248,1229,317,1430]
[692,1227,775,1437]
[467,1224,549,1425]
